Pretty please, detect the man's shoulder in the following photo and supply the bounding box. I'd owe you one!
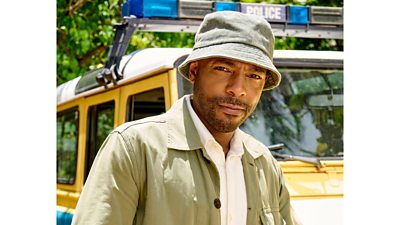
[240,130,271,157]
[113,96,188,135]
[240,130,281,168]
[113,114,167,135]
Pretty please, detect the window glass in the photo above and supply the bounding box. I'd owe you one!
[57,108,79,184]
[240,69,343,158]
[177,65,343,159]
[85,101,115,181]
[126,88,166,121]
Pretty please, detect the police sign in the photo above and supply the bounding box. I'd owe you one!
[241,3,286,22]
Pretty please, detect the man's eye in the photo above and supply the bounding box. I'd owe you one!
[248,74,262,80]
[214,66,230,72]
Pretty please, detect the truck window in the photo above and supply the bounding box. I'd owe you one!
[241,68,343,158]
[126,87,166,121]
[57,107,79,184]
[85,101,115,182]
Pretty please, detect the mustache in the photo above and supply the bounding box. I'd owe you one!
[210,96,250,110]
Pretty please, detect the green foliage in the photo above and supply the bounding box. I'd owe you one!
[57,0,343,85]
[126,32,195,54]
[275,37,343,51]
[57,0,121,85]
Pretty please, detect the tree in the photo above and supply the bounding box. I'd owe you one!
[57,0,343,85]
[57,0,122,85]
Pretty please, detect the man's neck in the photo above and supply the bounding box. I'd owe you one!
[200,116,234,157]
[210,131,234,157]
[189,97,235,157]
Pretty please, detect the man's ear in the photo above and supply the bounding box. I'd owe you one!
[188,61,199,83]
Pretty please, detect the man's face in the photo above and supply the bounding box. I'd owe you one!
[188,57,267,134]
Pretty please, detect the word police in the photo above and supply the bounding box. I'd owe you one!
[241,4,286,22]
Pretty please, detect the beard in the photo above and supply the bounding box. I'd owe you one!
[192,84,255,133]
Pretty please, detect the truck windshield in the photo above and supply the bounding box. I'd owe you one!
[240,68,343,158]
[177,62,343,159]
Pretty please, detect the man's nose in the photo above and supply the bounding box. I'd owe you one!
[226,71,247,97]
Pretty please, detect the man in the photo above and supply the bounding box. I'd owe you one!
[72,11,301,225]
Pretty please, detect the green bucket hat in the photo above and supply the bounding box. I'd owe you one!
[178,11,281,91]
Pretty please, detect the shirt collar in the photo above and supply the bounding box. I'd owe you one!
[164,95,268,160]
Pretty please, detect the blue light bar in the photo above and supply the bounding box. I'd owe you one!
[215,2,239,12]
[122,0,177,18]
[144,0,177,18]
[121,1,130,17]
[122,0,143,18]
[288,5,309,25]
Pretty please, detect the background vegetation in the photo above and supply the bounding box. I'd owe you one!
[57,0,343,85]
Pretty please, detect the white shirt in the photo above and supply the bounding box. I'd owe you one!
[185,96,247,225]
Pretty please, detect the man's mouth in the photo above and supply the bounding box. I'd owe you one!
[218,103,246,116]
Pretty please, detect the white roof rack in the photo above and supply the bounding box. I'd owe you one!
[119,48,192,80]
[57,48,343,105]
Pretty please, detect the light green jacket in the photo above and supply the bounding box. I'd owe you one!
[72,96,300,225]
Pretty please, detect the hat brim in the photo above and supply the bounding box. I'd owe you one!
[178,43,281,91]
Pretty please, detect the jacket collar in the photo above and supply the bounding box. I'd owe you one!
[241,130,269,159]
[165,95,268,159]
[165,95,203,151]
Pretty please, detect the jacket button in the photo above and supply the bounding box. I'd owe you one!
[214,198,221,209]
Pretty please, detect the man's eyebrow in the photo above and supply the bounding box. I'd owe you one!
[210,59,267,74]
[211,59,235,67]
[250,65,268,74]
